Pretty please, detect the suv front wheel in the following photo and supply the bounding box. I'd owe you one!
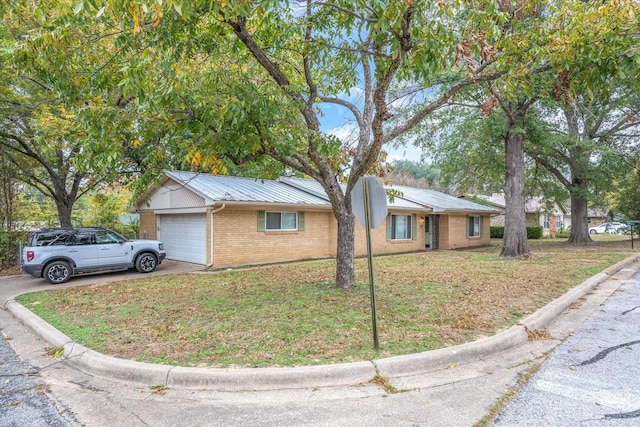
[135,253,158,273]
[44,261,72,284]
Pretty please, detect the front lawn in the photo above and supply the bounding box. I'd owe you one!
[17,236,636,368]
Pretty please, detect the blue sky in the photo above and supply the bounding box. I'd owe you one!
[318,103,425,164]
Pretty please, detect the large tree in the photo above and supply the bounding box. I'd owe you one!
[0,1,138,226]
[528,89,640,244]
[415,0,639,255]
[90,0,509,289]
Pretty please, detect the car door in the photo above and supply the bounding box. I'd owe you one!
[63,230,98,270]
[95,230,132,268]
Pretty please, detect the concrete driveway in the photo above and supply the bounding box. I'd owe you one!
[0,259,205,301]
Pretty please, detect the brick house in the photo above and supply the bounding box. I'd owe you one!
[477,193,569,236]
[135,171,500,267]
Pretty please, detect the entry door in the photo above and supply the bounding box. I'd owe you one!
[425,216,432,249]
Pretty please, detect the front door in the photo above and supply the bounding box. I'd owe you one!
[425,216,432,249]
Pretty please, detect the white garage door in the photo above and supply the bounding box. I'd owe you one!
[158,214,206,264]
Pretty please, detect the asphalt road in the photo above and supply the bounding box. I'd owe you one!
[1,258,639,426]
[491,269,640,426]
[1,260,203,427]
[0,333,72,427]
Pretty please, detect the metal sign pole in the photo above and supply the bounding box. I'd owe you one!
[363,179,380,350]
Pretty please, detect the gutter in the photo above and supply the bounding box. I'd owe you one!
[207,203,226,268]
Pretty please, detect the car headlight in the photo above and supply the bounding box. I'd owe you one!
[158,243,164,250]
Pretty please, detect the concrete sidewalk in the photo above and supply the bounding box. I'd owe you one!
[1,255,639,426]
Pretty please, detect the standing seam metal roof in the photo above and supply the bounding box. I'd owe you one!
[165,171,330,206]
[165,172,498,213]
[389,185,502,213]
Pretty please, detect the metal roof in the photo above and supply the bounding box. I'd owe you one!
[279,177,425,210]
[389,185,502,213]
[165,171,330,206]
[164,172,497,213]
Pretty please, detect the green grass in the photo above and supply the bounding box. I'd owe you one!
[16,235,636,368]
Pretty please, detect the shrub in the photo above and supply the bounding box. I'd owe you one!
[527,226,543,239]
[490,226,542,239]
[0,231,29,269]
[555,226,571,238]
[490,226,504,238]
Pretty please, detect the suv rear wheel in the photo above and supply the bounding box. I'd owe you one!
[44,261,72,284]
[135,253,158,273]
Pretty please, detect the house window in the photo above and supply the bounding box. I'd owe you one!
[391,214,412,240]
[468,216,480,237]
[266,212,297,231]
[556,215,562,229]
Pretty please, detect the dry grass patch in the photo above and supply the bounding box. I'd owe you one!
[16,236,635,368]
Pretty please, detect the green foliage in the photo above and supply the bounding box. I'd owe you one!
[389,160,442,189]
[490,226,504,239]
[527,226,544,240]
[488,226,543,239]
[556,226,571,239]
[612,155,640,221]
[0,231,28,269]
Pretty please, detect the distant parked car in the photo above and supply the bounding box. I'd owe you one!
[588,222,627,235]
[21,227,166,284]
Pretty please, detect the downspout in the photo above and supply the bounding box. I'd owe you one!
[207,203,226,268]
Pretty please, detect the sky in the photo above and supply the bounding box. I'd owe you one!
[318,95,427,164]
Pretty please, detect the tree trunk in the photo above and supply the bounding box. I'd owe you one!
[320,175,357,291]
[56,201,74,227]
[567,181,594,244]
[334,206,356,290]
[499,107,531,259]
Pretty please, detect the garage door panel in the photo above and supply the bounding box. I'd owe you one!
[159,214,206,264]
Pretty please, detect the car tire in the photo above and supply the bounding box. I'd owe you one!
[135,253,158,273]
[589,230,597,234]
[44,261,72,284]
[617,228,625,235]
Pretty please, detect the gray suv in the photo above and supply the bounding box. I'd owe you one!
[21,227,166,284]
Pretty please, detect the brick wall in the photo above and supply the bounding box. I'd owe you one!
[145,207,490,267]
[138,212,157,240]
[210,207,426,267]
[439,214,491,249]
[354,213,424,256]
[211,207,334,267]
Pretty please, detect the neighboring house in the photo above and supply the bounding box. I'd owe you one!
[134,171,501,267]
[586,208,609,226]
[476,193,568,236]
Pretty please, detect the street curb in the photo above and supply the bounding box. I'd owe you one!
[6,253,640,391]
[375,253,640,379]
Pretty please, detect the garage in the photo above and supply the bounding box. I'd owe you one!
[158,214,207,264]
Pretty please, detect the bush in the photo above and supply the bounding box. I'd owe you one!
[489,226,543,239]
[555,226,571,238]
[490,226,504,238]
[0,231,29,269]
[527,226,543,239]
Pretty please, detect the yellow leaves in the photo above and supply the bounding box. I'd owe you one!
[130,2,142,35]
[186,151,228,175]
[130,139,141,147]
[152,11,162,29]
